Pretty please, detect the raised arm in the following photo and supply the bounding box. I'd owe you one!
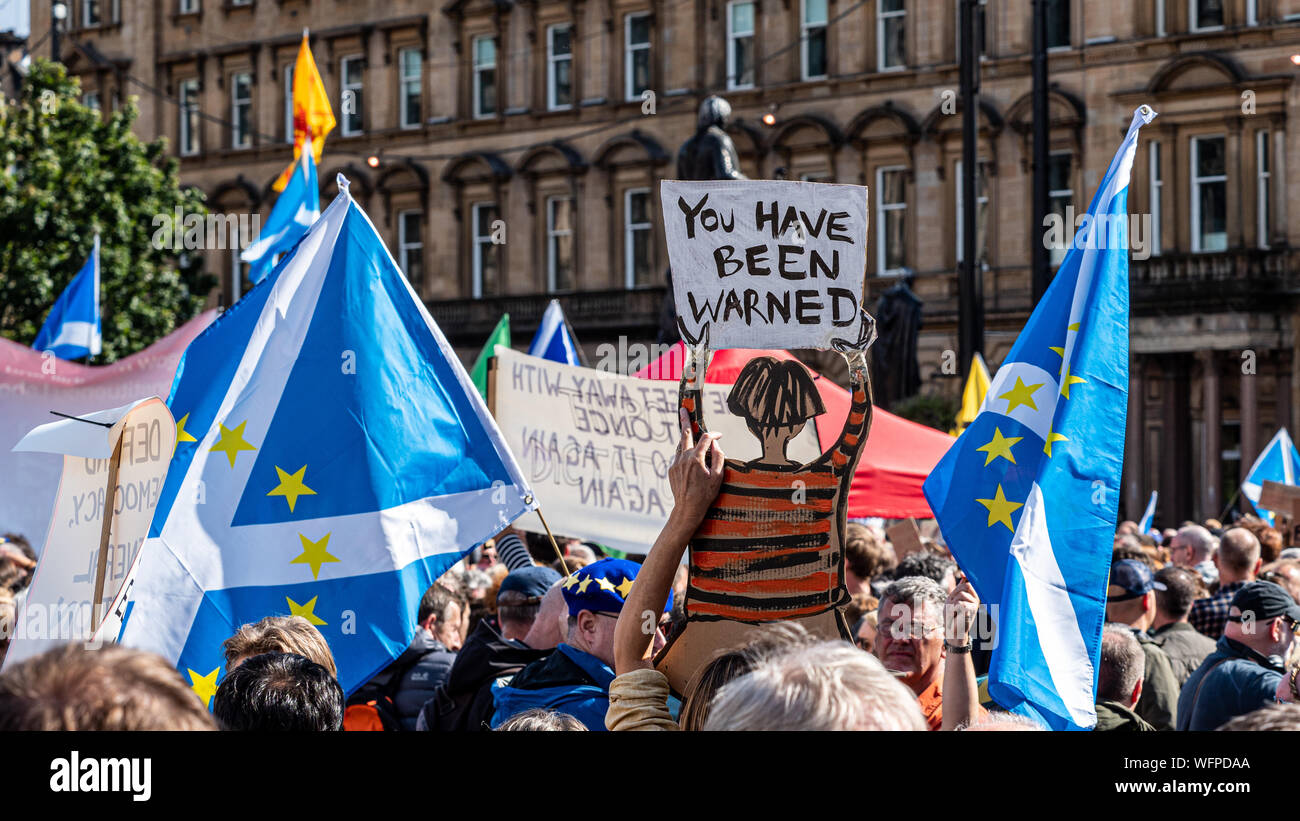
[828,311,877,470]
[941,573,981,731]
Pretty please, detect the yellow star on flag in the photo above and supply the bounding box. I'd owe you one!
[267,465,317,513]
[210,420,257,467]
[1049,346,1065,358]
[562,573,580,590]
[577,576,593,594]
[976,427,1022,466]
[1068,322,1080,331]
[286,594,327,626]
[291,532,340,579]
[176,413,198,444]
[976,484,1025,533]
[615,578,633,598]
[1059,365,1087,399]
[1044,428,1069,457]
[188,667,220,709]
[597,576,617,593]
[998,377,1044,414]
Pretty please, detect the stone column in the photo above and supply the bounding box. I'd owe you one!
[1126,355,1145,520]
[1241,357,1259,474]
[1199,350,1221,520]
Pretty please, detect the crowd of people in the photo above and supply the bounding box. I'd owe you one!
[2,416,1300,732]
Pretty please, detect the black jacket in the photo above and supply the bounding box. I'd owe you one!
[367,630,456,731]
[417,620,551,732]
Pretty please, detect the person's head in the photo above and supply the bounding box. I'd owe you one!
[213,652,344,731]
[854,611,879,654]
[1168,524,1216,568]
[1113,533,1141,553]
[223,615,337,677]
[1152,566,1203,629]
[562,558,664,667]
[844,523,895,594]
[1218,703,1300,731]
[418,583,467,651]
[844,592,878,632]
[1260,559,1300,605]
[677,622,811,731]
[894,552,958,592]
[1116,521,1139,536]
[495,708,588,731]
[875,575,948,693]
[522,582,568,650]
[1105,558,1165,630]
[1259,528,1284,563]
[0,644,216,730]
[703,639,927,730]
[1222,581,1300,659]
[495,566,563,641]
[0,588,13,669]
[1215,527,1263,583]
[1097,624,1144,708]
[0,533,35,593]
[727,357,825,457]
[697,94,732,131]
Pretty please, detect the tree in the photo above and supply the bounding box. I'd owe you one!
[0,59,213,362]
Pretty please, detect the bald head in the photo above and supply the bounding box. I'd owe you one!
[521,583,567,650]
[1170,525,1216,567]
[1217,527,1262,583]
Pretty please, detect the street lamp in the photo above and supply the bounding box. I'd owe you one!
[51,2,68,61]
[1291,53,1300,66]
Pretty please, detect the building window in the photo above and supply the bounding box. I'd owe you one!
[398,210,424,288]
[178,0,197,13]
[1246,0,1258,24]
[84,0,103,26]
[1045,0,1069,48]
[472,203,499,298]
[1149,141,1162,256]
[1047,152,1072,268]
[877,0,905,71]
[1155,0,1166,35]
[802,0,828,80]
[546,197,575,292]
[84,92,101,111]
[876,166,907,276]
[178,78,200,157]
[473,36,497,119]
[625,13,651,101]
[955,159,989,264]
[1257,131,1270,250]
[340,56,364,136]
[283,64,295,144]
[1190,0,1224,31]
[624,188,652,288]
[400,49,422,129]
[727,1,755,90]
[1190,135,1226,253]
[547,25,573,111]
[231,72,252,149]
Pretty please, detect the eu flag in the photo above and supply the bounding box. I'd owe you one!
[923,106,1157,730]
[121,175,535,701]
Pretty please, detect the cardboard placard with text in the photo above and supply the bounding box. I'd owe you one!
[661,179,869,351]
[3,398,175,668]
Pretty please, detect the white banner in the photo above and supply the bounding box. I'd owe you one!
[662,179,868,351]
[492,347,820,555]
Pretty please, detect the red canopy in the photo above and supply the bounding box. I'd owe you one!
[633,343,954,519]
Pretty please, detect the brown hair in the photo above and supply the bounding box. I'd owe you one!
[1259,528,1284,563]
[728,357,825,434]
[0,643,216,730]
[845,523,895,580]
[223,615,337,677]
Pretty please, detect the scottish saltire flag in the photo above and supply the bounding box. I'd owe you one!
[527,299,582,366]
[32,234,101,360]
[242,138,320,285]
[1138,491,1158,533]
[1242,429,1300,526]
[121,175,535,702]
[923,106,1157,731]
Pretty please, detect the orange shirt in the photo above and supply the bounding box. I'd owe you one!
[916,677,988,731]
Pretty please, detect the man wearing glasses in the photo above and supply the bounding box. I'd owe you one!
[1177,581,1300,731]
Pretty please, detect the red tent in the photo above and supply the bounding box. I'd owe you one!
[633,343,954,519]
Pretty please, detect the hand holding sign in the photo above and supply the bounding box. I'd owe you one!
[663,179,869,351]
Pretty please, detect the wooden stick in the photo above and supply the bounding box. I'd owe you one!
[91,434,124,629]
[534,506,571,580]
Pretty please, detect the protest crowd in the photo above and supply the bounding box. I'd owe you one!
[3,412,1300,734]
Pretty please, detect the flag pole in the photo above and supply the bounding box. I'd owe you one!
[534,506,572,580]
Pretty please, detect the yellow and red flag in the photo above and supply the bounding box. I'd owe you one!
[272,30,336,192]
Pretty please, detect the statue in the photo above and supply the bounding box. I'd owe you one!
[871,271,923,408]
[657,96,747,344]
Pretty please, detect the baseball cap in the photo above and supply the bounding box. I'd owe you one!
[1107,559,1166,602]
[498,566,562,601]
[1228,581,1300,626]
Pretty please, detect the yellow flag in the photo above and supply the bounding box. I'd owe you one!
[950,352,991,436]
[272,31,336,192]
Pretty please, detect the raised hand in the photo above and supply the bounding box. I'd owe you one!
[668,407,726,529]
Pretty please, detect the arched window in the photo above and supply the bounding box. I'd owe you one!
[848,104,920,278]
[593,130,670,289]
[443,151,512,299]
[517,142,588,294]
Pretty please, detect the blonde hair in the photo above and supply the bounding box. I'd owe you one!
[223,616,337,677]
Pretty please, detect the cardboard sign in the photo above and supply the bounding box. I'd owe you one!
[661,179,869,351]
[490,347,820,555]
[887,518,924,561]
[1259,480,1300,546]
[3,398,175,668]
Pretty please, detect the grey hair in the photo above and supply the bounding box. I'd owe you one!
[1097,624,1143,703]
[702,640,927,731]
[958,711,1046,731]
[878,575,947,615]
[1176,525,1216,563]
[496,708,588,731]
[1218,703,1300,731]
[697,95,732,130]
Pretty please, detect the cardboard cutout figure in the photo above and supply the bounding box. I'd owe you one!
[654,312,877,692]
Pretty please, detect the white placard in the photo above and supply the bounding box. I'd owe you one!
[662,179,869,351]
[3,397,176,667]
[492,348,821,555]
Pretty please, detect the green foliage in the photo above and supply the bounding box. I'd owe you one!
[891,392,960,433]
[0,59,213,362]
